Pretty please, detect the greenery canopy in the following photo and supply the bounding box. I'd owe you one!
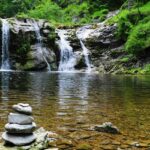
[0,0,125,23]
[0,0,150,59]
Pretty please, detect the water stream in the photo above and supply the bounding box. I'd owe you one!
[57,29,76,71]
[79,40,91,72]
[1,19,10,71]
[76,30,92,72]
[30,20,51,71]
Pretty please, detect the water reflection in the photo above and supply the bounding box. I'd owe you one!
[1,72,10,101]
[58,73,92,123]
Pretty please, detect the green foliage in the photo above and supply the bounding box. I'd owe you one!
[0,0,40,17]
[21,0,63,24]
[0,0,125,25]
[143,64,150,73]
[125,20,150,56]
[109,1,150,25]
[92,9,108,21]
[16,38,30,55]
[117,17,133,41]
[108,1,150,57]
[119,55,132,63]
[63,2,90,24]
[125,64,150,74]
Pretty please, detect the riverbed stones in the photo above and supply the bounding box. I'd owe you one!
[94,122,120,134]
[2,103,36,146]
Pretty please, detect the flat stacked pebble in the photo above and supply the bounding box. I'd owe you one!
[2,103,36,146]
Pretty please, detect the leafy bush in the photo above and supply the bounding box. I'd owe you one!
[0,0,125,25]
[0,0,40,17]
[23,0,63,23]
[108,1,150,57]
[92,9,108,21]
[125,20,150,56]
[117,17,133,41]
[63,2,90,23]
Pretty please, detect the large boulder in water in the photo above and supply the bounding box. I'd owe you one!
[94,122,120,134]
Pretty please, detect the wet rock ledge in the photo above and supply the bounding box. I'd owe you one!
[0,18,57,71]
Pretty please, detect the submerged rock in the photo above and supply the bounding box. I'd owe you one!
[5,122,36,134]
[8,113,33,125]
[13,103,32,115]
[2,132,36,146]
[94,122,120,134]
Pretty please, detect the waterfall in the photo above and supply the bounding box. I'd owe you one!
[57,29,76,71]
[79,40,91,72]
[1,19,10,71]
[30,20,51,71]
[76,30,91,72]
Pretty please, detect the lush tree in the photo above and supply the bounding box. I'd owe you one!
[0,0,40,17]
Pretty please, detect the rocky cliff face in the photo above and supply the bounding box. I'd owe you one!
[57,23,125,73]
[0,18,57,71]
[0,17,131,73]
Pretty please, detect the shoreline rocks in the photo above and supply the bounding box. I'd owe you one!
[2,103,36,146]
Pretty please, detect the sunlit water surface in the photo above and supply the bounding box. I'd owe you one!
[0,72,150,149]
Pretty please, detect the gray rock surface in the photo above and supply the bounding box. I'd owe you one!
[2,132,36,146]
[8,113,33,125]
[5,122,36,134]
[0,18,57,71]
[13,103,32,115]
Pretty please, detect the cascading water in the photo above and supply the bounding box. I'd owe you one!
[79,40,91,72]
[30,20,51,71]
[1,19,10,70]
[76,30,92,72]
[57,29,76,71]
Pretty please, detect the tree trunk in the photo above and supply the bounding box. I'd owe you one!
[128,0,134,10]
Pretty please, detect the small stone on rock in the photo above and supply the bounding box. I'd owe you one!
[13,104,32,115]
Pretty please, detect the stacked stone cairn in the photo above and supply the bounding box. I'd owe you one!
[2,103,37,146]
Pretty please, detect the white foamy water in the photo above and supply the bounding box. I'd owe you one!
[57,29,76,71]
[1,19,10,71]
[30,20,51,71]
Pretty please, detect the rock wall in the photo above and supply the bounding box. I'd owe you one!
[0,18,57,71]
[57,23,125,73]
[0,17,139,73]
